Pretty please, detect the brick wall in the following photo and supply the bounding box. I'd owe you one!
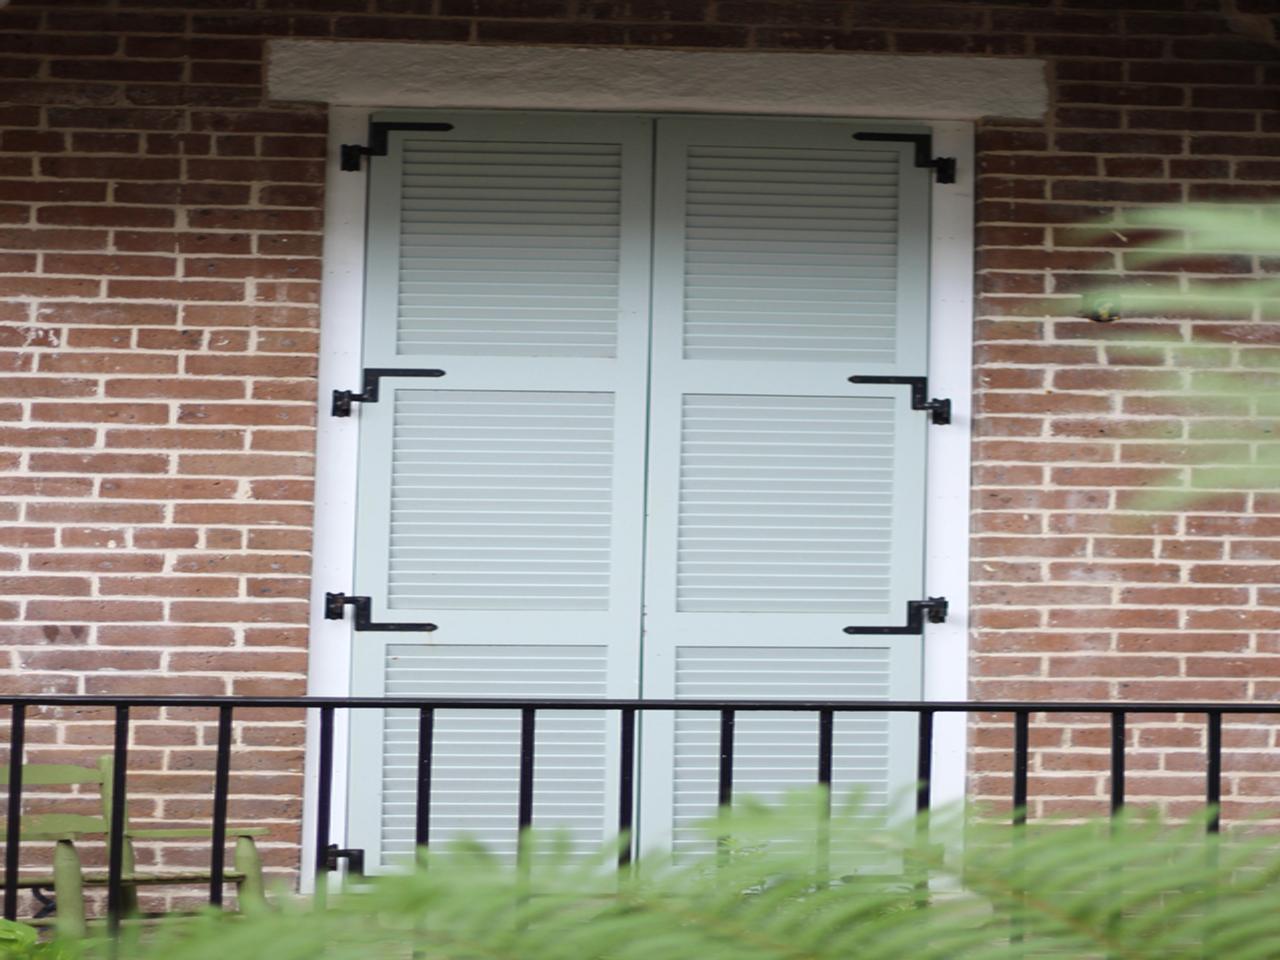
[1,0,1280,897]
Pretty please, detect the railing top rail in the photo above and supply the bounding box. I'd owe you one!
[0,695,1272,714]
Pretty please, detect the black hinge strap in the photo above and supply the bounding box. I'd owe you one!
[848,375,951,425]
[332,367,446,417]
[340,121,455,172]
[324,845,366,877]
[844,598,948,636]
[852,132,956,184]
[324,593,437,633]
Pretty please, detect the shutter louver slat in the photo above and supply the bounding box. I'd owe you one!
[387,390,614,611]
[683,145,901,364]
[676,395,898,613]
[395,140,623,359]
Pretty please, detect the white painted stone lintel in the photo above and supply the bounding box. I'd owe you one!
[267,39,1047,119]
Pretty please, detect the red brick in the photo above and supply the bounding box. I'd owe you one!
[99,477,236,500]
[26,600,164,622]
[30,552,165,574]
[29,452,168,474]
[103,428,245,450]
[29,402,169,425]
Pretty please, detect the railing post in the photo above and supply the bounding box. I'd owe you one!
[209,705,233,908]
[415,707,435,852]
[916,709,934,817]
[3,703,25,922]
[106,705,130,937]
[313,706,335,888]
[1206,710,1222,835]
[1012,710,1029,826]
[717,709,735,812]
[1110,712,1126,818]
[617,708,636,870]
[717,709,735,863]
[517,708,535,871]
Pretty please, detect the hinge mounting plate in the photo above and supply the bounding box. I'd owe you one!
[340,121,455,172]
[848,375,951,425]
[852,132,956,184]
[844,597,948,636]
[324,844,366,877]
[324,593,437,633]
[332,367,446,417]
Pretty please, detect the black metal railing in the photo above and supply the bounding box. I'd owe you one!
[2,695,1277,934]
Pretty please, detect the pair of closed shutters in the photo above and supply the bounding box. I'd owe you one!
[345,112,932,870]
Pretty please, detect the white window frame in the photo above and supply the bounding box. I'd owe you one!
[303,105,976,883]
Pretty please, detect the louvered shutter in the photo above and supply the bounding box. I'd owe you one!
[347,114,654,871]
[637,118,930,853]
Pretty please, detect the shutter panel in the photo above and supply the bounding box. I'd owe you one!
[348,114,654,872]
[639,117,931,852]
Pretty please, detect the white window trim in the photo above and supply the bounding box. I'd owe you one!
[302,105,976,884]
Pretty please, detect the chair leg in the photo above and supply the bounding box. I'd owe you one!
[233,836,267,915]
[52,839,86,941]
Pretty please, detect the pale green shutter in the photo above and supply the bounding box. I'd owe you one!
[638,118,931,853]
[347,114,653,870]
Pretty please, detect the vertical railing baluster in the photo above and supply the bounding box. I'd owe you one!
[1206,711,1222,835]
[517,708,535,871]
[913,709,935,908]
[209,705,233,908]
[1012,710,1029,826]
[916,709,934,817]
[1011,710,1030,946]
[617,708,636,870]
[1110,712,1126,818]
[106,705,130,937]
[314,707,335,885]
[717,710,735,811]
[3,703,25,922]
[816,709,834,880]
[817,709,834,809]
[717,710,735,863]
[415,708,434,852]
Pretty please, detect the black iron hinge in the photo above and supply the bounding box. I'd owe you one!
[340,121,455,172]
[844,597,948,636]
[324,593,437,633]
[332,367,446,417]
[848,375,951,425]
[852,132,956,184]
[324,845,366,877]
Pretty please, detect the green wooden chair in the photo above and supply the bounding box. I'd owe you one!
[1,757,268,936]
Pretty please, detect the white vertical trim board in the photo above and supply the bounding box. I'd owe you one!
[306,107,976,873]
[923,121,974,811]
[302,105,368,890]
